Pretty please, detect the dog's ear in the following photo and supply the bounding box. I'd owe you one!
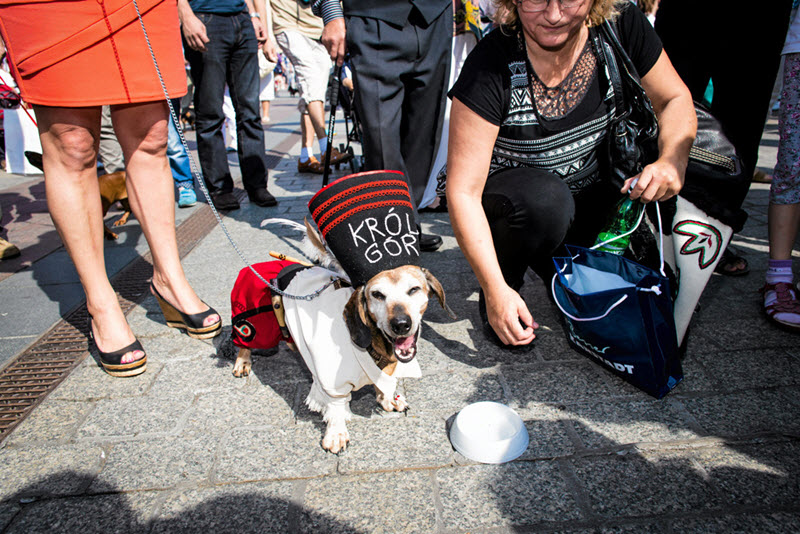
[343,287,373,349]
[421,267,457,319]
[304,217,327,258]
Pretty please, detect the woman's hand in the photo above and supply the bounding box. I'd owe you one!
[485,285,538,346]
[623,157,684,203]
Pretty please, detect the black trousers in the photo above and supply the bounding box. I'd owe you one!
[655,0,792,186]
[482,168,620,288]
[345,8,452,208]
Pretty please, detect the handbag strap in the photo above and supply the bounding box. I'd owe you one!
[593,19,659,134]
[597,19,643,91]
[590,26,625,120]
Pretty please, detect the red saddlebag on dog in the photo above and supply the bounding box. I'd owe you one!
[230,260,307,349]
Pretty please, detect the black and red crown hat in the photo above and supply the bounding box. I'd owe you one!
[308,170,420,287]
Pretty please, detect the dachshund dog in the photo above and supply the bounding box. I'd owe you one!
[232,219,452,453]
[180,108,196,131]
[99,170,131,240]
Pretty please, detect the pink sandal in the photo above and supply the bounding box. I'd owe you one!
[762,282,800,332]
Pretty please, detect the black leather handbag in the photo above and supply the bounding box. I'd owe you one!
[592,22,659,190]
[594,18,750,232]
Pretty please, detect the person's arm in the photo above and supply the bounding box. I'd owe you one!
[342,65,353,91]
[177,0,210,52]
[244,0,267,43]
[256,0,278,62]
[312,0,346,66]
[446,98,538,346]
[627,50,696,203]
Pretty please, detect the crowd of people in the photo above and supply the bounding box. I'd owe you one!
[0,0,797,376]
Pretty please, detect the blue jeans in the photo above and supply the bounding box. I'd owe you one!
[184,11,267,194]
[168,98,193,184]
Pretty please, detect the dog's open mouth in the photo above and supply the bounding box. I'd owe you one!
[392,329,419,363]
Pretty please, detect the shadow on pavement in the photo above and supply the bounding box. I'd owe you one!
[2,472,365,533]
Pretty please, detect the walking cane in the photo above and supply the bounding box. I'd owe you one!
[321,64,342,188]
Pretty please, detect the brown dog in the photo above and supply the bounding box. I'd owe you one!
[181,108,196,131]
[232,220,453,453]
[233,264,449,453]
[99,170,131,240]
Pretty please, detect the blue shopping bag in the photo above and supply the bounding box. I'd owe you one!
[551,204,683,398]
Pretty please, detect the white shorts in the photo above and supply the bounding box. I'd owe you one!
[258,53,275,101]
[275,30,331,113]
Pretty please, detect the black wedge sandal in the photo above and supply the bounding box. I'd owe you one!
[150,283,222,339]
[88,318,147,377]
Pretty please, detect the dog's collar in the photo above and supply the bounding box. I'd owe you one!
[367,343,392,369]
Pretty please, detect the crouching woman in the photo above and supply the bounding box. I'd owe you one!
[446,0,695,346]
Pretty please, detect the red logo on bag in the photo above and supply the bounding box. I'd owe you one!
[673,220,723,269]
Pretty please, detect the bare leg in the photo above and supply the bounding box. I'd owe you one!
[768,202,800,260]
[110,102,219,326]
[306,100,326,141]
[300,111,314,152]
[35,106,143,363]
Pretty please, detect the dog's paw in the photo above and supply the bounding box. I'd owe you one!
[232,360,251,377]
[392,393,409,412]
[322,424,350,454]
[376,391,408,413]
[376,391,394,412]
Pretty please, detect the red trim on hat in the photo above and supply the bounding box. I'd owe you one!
[321,200,415,237]
[315,187,411,229]
[308,170,407,206]
[311,180,410,221]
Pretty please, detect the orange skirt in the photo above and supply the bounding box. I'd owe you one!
[0,0,187,106]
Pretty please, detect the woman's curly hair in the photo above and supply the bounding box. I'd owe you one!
[493,0,629,29]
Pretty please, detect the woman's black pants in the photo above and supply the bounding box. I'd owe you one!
[482,168,619,289]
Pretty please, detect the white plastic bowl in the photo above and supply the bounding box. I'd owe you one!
[449,402,529,464]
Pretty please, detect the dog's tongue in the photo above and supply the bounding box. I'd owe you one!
[394,336,414,352]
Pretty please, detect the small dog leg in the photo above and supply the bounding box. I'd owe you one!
[320,404,350,453]
[232,347,252,377]
[322,420,350,454]
[103,225,119,240]
[112,211,130,227]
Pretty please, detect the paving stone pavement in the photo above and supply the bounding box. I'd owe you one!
[0,104,798,533]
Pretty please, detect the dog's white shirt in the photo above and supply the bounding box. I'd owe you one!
[283,267,421,419]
